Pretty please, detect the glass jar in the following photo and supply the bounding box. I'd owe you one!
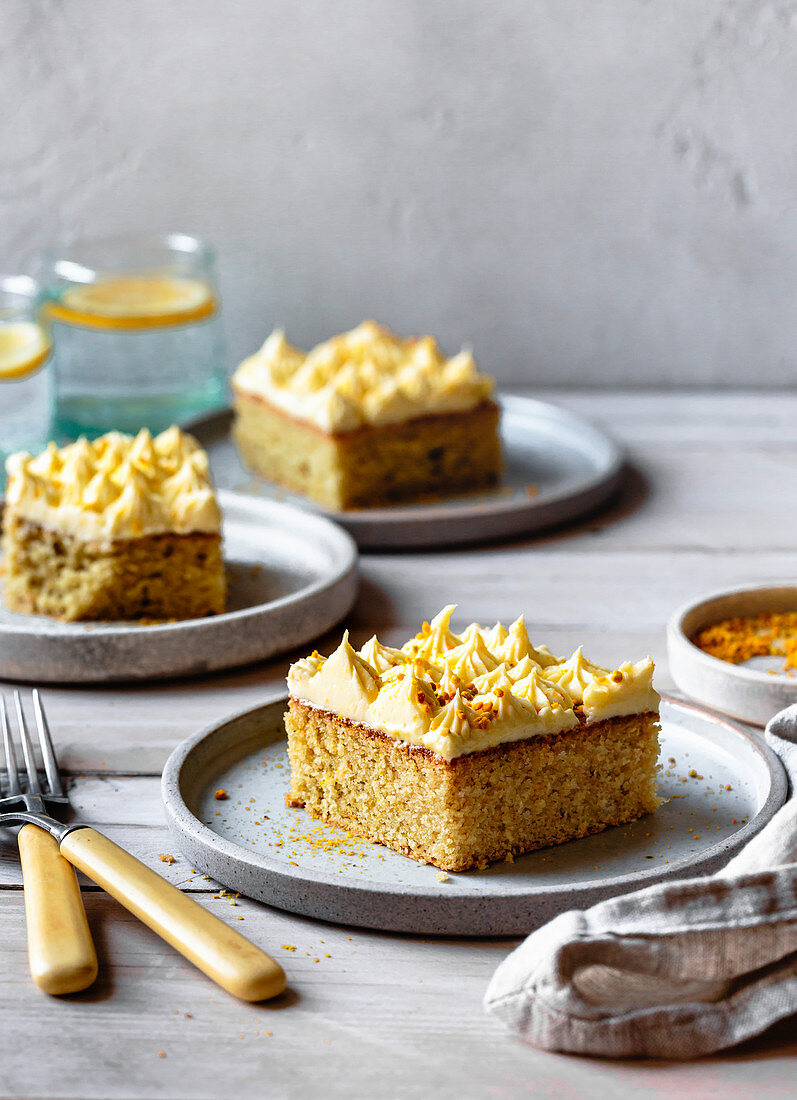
[0,275,54,481]
[42,232,227,440]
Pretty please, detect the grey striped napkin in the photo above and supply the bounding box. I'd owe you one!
[484,704,797,1059]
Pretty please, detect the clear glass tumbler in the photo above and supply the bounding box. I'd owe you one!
[0,275,54,481]
[42,232,227,440]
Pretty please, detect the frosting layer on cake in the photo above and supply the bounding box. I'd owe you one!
[232,321,494,432]
[5,426,221,540]
[288,606,659,760]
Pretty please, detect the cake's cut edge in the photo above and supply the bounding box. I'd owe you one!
[2,514,226,622]
[285,697,661,872]
[232,390,502,510]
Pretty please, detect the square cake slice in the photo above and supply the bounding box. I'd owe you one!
[2,426,226,622]
[286,607,660,871]
[231,321,502,510]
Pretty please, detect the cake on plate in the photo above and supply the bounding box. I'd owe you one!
[231,321,501,510]
[2,426,226,622]
[285,607,660,871]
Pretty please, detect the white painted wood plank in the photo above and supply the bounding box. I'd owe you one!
[537,389,797,445]
[356,550,797,631]
[0,391,794,1097]
[0,890,795,1100]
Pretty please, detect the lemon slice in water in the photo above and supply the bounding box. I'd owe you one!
[48,275,216,329]
[0,321,51,380]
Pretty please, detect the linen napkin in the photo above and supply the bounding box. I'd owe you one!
[484,704,797,1059]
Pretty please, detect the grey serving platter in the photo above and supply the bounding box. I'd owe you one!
[162,694,787,937]
[191,394,624,549]
[0,491,358,683]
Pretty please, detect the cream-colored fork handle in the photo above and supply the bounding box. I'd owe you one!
[18,824,98,995]
[60,827,286,1002]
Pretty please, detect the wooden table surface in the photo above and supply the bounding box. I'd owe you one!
[2,390,796,1100]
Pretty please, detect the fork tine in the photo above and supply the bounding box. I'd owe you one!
[32,689,63,797]
[14,690,41,796]
[1,696,21,797]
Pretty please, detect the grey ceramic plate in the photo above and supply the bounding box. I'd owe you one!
[191,395,624,549]
[162,694,787,936]
[0,492,358,683]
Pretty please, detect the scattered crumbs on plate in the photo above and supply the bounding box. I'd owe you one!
[436,871,449,882]
[214,789,228,800]
[159,853,176,864]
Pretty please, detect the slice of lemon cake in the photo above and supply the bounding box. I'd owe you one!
[285,607,660,871]
[231,321,501,510]
[2,427,226,622]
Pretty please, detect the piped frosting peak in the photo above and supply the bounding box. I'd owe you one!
[232,321,494,432]
[287,607,659,760]
[5,427,221,541]
[546,647,608,702]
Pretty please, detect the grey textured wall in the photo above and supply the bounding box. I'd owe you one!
[3,0,797,386]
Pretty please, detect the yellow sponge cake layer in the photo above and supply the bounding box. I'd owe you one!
[233,393,501,510]
[287,700,660,872]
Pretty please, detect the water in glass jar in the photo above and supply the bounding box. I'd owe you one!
[43,234,228,441]
[49,310,227,439]
[0,276,54,482]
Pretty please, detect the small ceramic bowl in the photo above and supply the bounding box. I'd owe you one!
[667,582,797,727]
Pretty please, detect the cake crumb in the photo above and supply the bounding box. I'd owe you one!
[159,853,176,864]
[157,1051,165,1059]
[214,789,228,800]
[436,871,449,882]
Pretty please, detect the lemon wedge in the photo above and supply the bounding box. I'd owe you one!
[47,275,216,330]
[0,321,51,380]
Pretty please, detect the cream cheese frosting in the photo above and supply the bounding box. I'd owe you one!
[287,606,660,760]
[231,321,495,432]
[5,426,221,541]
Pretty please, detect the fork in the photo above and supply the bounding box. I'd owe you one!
[1,690,98,994]
[0,691,286,1002]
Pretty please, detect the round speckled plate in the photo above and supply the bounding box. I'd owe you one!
[0,492,358,683]
[162,694,787,936]
[191,394,624,549]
